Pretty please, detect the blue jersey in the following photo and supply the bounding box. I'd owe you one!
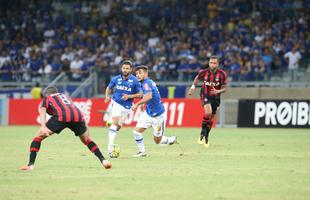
[108,74,141,109]
[141,78,165,117]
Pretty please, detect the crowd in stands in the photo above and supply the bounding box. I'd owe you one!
[0,0,309,85]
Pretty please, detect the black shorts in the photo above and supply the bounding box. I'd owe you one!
[201,95,220,115]
[46,117,87,136]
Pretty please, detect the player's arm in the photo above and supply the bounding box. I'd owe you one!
[40,107,47,129]
[121,92,143,100]
[122,80,143,100]
[104,78,115,103]
[132,92,152,111]
[211,85,226,95]
[104,87,113,103]
[188,74,200,95]
[39,98,50,136]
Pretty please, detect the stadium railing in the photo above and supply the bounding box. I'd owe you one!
[71,72,98,98]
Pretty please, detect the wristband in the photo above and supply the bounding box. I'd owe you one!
[190,85,195,89]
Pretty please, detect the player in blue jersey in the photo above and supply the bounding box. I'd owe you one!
[131,65,176,157]
[104,60,141,157]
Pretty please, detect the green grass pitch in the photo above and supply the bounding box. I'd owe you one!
[0,126,310,200]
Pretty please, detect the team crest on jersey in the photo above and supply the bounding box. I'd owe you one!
[128,80,133,83]
[116,85,132,91]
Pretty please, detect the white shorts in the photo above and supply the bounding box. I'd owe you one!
[136,111,167,137]
[111,100,131,126]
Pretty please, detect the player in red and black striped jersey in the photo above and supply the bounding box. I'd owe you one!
[188,56,227,147]
[41,92,84,122]
[21,86,111,171]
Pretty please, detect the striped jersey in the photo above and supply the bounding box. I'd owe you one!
[197,68,227,98]
[41,93,84,122]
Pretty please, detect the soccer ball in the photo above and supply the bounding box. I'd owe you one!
[109,144,121,158]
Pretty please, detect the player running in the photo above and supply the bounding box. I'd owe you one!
[104,60,141,158]
[131,65,176,157]
[188,56,227,147]
[21,86,111,171]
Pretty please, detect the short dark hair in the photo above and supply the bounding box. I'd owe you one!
[120,59,133,68]
[209,55,219,62]
[135,65,148,72]
[43,86,58,97]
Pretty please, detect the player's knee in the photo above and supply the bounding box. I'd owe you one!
[37,130,47,139]
[79,133,90,144]
[204,112,212,118]
[133,130,141,136]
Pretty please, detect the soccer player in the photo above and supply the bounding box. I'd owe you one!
[131,65,176,157]
[188,56,227,147]
[104,60,141,157]
[21,86,111,171]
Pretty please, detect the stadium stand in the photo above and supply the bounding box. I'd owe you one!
[0,0,309,98]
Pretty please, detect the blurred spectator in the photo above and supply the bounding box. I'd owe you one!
[0,0,308,84]
[70,55,83,81]
[177,58,190,81]
[284,45,302,81]
[31,82,42,99]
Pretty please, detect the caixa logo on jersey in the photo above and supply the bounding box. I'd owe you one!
[238,100,310,128]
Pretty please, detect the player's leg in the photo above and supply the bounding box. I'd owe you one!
[133,127,147,157]
[132,112,149,157]
[198,96,211,144]
[75,123,111,169]
[203,99,219,147]
[107,102,129,155]
[21,120,56,171]
[152,113,176,145]
[107,115,121,153]
[202,103,213,147]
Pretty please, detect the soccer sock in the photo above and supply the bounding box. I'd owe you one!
[84,138,105,163]
[28,137,43,166]
[204,126,211,144]
[200,121,208,140]
[108,124,117,152]
[203,114,212,142]
[133,131,145,153]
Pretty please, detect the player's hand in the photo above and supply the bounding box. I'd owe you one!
[121,94,130,101]
[140,105,145,112]
[104,97,111,103]
[132,104,138,111]
[210,87,219,95]
[188,88,195,95]
[41,126,51,136]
